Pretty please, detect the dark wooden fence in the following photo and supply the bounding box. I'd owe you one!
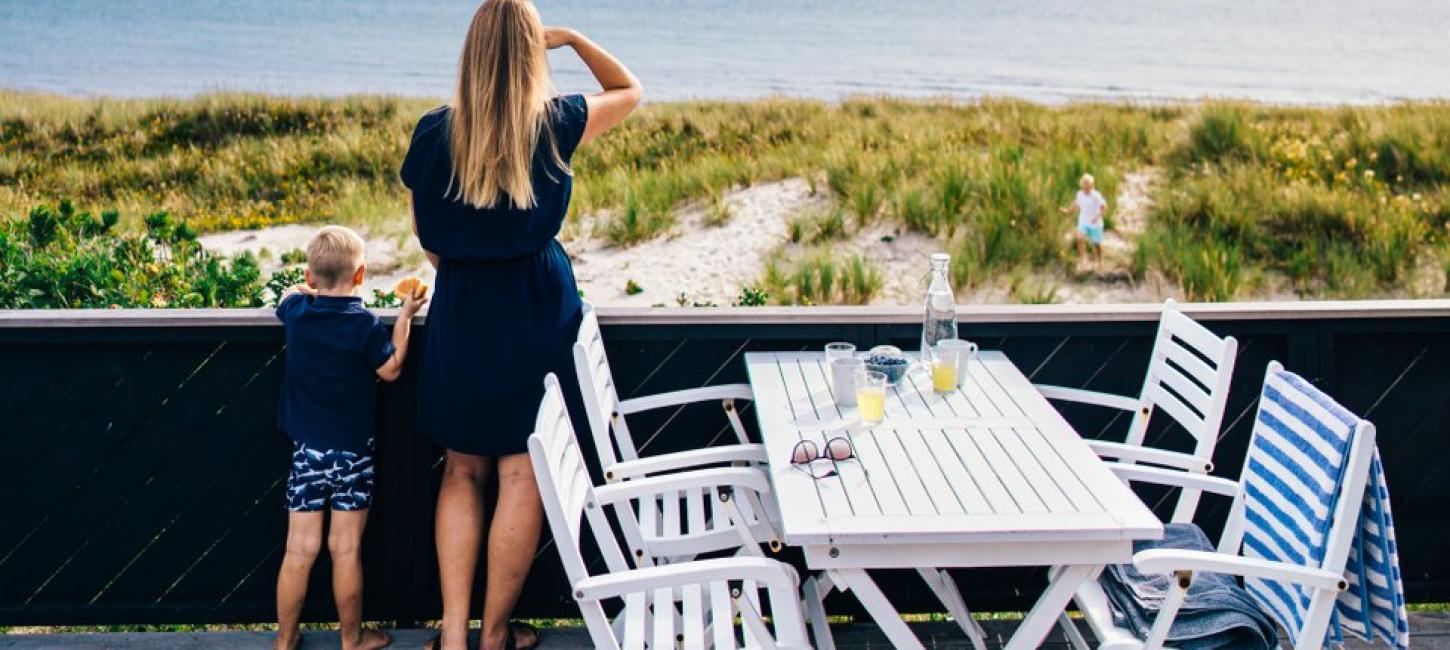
[1,302,1447,627]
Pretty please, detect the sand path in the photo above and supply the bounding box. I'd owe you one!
[198,170,1179,306]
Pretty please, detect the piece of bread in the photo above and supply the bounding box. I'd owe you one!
[392,276,428,300]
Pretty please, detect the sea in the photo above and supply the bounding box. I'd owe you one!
[2,0,1448,104]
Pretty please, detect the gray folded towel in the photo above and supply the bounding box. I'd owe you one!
[1099,523,1279,650]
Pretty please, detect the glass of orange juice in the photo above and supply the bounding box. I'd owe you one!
[857,370,888,424]
[933,339,978,392]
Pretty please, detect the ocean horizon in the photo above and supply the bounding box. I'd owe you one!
[3,0,1449,104]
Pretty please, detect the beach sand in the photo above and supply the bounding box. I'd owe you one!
[199,171,1203,307]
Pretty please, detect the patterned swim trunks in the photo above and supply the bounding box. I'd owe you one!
[286,441,374,512]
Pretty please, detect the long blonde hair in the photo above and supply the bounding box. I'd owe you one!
[450,0,563,210]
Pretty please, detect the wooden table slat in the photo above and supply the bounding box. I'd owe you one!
[744,351,1163,546]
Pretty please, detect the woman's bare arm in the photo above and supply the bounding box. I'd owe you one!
[545,27,641,146]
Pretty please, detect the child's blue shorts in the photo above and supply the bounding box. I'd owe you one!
[286,441,374,512]
[1077,222,1104,245]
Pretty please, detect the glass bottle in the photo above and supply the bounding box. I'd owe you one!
[921,253,959,361]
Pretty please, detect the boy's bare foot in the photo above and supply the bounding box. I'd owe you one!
[343,628,392,650]
[274,631,301,650]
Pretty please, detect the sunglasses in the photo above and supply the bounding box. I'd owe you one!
[790,436,858,480]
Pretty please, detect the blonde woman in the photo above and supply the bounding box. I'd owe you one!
[399,1,640,648]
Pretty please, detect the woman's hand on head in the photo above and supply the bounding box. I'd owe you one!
[544,26,577,49]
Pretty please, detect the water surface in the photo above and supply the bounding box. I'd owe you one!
[2,0,1447,103]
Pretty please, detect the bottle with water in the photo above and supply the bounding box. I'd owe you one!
[921,253,958,361]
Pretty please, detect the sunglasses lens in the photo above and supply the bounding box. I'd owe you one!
[791,440,819,465]
[825,437,854,460]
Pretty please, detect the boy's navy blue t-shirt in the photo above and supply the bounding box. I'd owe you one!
[275,294,395,453]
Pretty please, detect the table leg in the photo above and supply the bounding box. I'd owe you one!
[1004,564,1100,650]
[832,569,927,650]
[916,568,988,650]
[802,574,837,650]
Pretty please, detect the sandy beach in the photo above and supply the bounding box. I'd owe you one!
[199,171,1191,307]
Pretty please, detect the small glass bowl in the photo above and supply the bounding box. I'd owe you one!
[863,345,910,385]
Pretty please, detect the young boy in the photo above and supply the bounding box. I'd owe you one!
[1061,173,1107,270]
[273,225,426,650]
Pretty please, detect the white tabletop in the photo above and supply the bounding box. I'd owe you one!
[745,350,1163,568]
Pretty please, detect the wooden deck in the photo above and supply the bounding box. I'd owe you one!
[4,614,1447,649]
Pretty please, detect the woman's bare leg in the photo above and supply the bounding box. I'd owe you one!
[435,451,493,650]
[480,452,543,650]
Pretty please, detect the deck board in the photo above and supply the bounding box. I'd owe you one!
[4,614,1447,649]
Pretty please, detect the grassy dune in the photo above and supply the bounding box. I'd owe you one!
[3,91,1449,304]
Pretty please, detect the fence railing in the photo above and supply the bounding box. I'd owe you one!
[1,300,1447,626]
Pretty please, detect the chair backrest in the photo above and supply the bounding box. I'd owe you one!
[1228,362,1375,649]
[529,374,633,586]
[1129,300,1238,521]
[1128,300,1239,455]
[573,302,640,468]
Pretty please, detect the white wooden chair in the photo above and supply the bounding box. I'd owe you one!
[530,373,812,650]
[1068,362,1377,649]
[1035,299,1238,524]
[573,302,780,563]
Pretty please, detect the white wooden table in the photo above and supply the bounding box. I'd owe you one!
[744,351,1164,650]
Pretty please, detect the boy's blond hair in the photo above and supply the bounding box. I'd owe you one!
[306,226,367,289]
[1081,173,1095,186]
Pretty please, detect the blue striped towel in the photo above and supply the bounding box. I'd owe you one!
[1240,369,1408,649]
[1338,449,1410,649]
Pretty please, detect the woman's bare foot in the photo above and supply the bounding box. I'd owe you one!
[274,630,300,650]
[422,631,467,650]
[342,628,392,650]
[482,622,538,650]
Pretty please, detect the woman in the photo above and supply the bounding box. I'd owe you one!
[398,1,640,648]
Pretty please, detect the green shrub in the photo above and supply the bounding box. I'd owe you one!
[0,200,262,308]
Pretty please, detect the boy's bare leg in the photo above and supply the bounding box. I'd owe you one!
[276,512,324,650]
[434,451,494,650]
[329,509,390,650]
[480,453,544,650]
[1076,234,1087,268]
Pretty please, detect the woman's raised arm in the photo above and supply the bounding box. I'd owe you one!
[546,27,641,146]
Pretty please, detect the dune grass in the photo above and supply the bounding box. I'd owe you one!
[1136,103,1450,299]
[4,91,1450,304]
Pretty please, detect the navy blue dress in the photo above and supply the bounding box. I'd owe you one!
[400,95,588,456]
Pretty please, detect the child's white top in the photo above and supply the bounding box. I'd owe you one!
[1076,189,1106,227]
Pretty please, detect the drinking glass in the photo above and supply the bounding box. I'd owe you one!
[934,339,978,390]
[825,342,857,362]
[856,370,888,424]
[831,357,864,407]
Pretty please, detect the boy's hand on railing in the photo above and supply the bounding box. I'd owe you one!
[294,283,318,297]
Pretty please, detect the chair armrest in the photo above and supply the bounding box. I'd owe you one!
[1089,441,1214,473]
[1133,549,1347,592]
[1034,384,1141,412]
[593,467,771,505]
[603,445,767,482]
[1109,464,1241,498]
[574,557,799,601]
[617,384,755,415]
